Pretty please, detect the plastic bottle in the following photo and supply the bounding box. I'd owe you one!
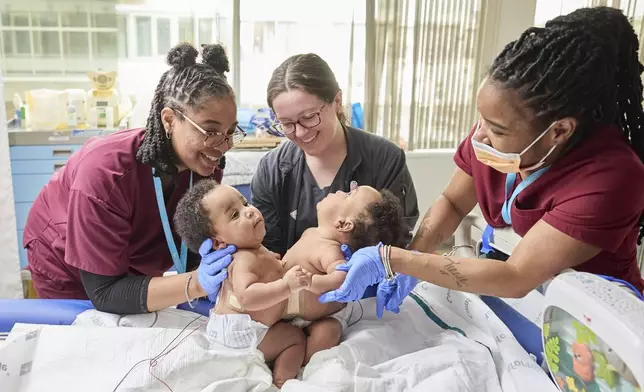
[66,99,78,128]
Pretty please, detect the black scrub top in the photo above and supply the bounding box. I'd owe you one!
[294,159,349,242]
[251,125,420,256]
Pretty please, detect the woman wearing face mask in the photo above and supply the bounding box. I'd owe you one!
[319,7,644,313]
[22,43,242,314]
[249,53,419,256]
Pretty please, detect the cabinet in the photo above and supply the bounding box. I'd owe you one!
[10,144,85,268]
[8,129,113,268]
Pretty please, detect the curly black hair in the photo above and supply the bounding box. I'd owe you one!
[174,179,220,253]
[175,183,405,254]
[348,189,406,251]
[488,6,644,243]
[136,42,235,178]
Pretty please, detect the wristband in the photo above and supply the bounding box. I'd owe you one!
[381,245,395,280]
[185,274,197,309]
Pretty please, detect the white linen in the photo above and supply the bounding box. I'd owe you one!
[0,322,276,392]
[0,282,558,392]
[72,307,209,329]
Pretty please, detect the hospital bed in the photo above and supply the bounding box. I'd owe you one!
[0,213,551,392]
[1,215,642,392]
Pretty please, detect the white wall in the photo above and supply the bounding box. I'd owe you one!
[490,0,538,56]
[0,71,24,298]
[406,149,457,230]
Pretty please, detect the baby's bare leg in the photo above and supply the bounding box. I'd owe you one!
[258,321,306,388]
[303,317,342,365]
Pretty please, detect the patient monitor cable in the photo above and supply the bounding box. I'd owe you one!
[111,312,205,392]
[112,299,364,391]
[347,300,364,328]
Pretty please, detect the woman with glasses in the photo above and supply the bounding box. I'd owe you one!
[319,7,644,313]
[22,42,244,314]
[248,53,419,291]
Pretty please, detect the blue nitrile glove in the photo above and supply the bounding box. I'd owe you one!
[374,273,417,318]
[375,278,396,319]
[197,238,237,302]
[374,249,420,318]
[383,250,421,313]
[319,243,386,303]
[340,244,353,261]
[384,273,418,314]
[383,250,420,313]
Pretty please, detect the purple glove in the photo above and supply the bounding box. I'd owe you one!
[197,238,236,302]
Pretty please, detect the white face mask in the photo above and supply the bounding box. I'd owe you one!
[471,121,559,174]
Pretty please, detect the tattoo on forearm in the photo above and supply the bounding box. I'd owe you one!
[439,257,468,288]
[411,208,445,248]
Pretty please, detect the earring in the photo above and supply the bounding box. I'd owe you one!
[165,129,171,139]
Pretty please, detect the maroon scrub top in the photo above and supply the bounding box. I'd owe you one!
[455,123,644,292]
[23,128,223,299]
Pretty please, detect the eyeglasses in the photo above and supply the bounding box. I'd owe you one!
[175,110,246,147]
[272,103,326,135]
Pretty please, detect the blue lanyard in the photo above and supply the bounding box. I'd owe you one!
[501,167,549,225]
[152,168,193,273]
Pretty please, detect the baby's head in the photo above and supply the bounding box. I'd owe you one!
[174,180,265,252]
[316,185,406,250]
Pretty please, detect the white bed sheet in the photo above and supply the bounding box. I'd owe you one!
[0,283,558,392]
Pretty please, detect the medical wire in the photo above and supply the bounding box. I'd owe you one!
[111,298,365,391]
[111,312,205,392]
[347,300,364,328]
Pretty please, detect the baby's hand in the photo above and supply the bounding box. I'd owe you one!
[283,266,312,293]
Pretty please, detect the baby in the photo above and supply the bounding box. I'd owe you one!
[174,181,405,386]
[174,181,311,388]
[279,184,406,363]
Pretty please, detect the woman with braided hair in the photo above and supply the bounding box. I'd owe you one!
[319,7,644,314]
[23,42,244,313]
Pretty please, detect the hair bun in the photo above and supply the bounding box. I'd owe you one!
[166,42,199,69]
[545,6,628,39]
[201,44,230,75]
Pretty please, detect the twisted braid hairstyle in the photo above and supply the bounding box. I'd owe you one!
[136,42,235,177]
[488,6,644,243]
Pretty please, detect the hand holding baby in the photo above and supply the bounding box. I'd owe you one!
[283,265,313,293]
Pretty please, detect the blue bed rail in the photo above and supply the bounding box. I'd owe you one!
[0,285,379,333]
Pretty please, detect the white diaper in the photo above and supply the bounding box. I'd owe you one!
[328,301,359,330]
[290,301,359,330]
[206,313,269,350]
